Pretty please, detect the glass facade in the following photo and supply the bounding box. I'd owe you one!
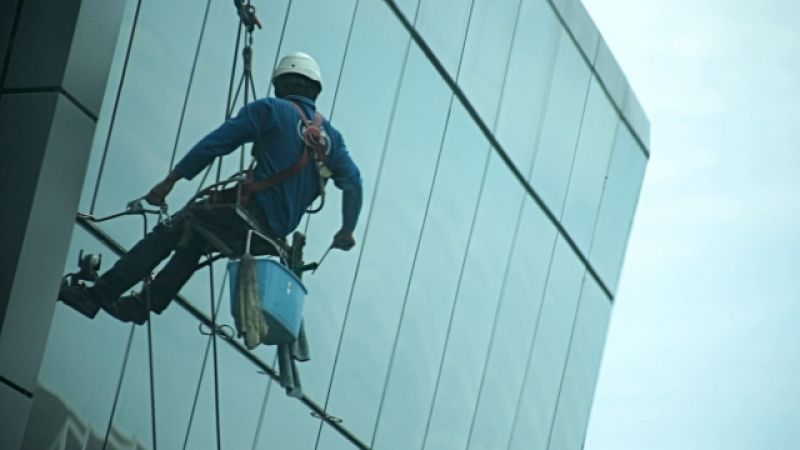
[18,0,648,448]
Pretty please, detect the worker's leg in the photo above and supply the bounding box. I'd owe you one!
[101,232,206,323]
[92,215,187,305]
[147,233,207,313]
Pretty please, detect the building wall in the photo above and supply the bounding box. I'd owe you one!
[18,0,648,448]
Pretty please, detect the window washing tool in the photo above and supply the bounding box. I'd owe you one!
[312,245,333,274]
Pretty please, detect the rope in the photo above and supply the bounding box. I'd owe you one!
[182,267,228,450]
[250,354,278,449]
[302,0,359,236]
[90,0,144,215]
[313,0,423,448]
[145,289,158,450]
[269,0,294,96]
[207,258,222,450]
[102,326,136,450]
[182,335,212,450]
[226,25,244,121]
[168,0,213,173]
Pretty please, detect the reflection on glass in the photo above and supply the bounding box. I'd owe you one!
[420,0,531,448]
[150,303,221,449]
[561,78,620,254]
[466,199,558,449]
[319,38,474,445]
[508,238,585,450]
[414,0,475,73]
[370,102,495,450]
[26,228,141,449]
[456,0,525,124]
[529,29,593,217]
[589,125,647,292]
[548,277,611,450]
[106,327,154,449]
[34,0,646,446]
[493,0,561,173]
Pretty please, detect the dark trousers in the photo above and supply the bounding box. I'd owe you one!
[91,213,206,315]
[91,202,278,321]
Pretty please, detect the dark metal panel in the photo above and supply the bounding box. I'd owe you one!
[0,0,23,84]
[4,0,82,91]
[0,92,58,325]
[0,93,94,390]
[0,382,32,450]
[63,0,128,116]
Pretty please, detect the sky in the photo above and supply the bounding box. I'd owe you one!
[580,1,800,449]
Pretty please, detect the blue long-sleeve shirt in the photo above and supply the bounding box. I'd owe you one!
[174,95,362,236]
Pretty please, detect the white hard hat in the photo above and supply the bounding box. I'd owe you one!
[272,52,322,89]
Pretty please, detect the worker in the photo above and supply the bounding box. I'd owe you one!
[59,52,363,324]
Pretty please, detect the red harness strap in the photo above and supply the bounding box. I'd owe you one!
[240,101,326,195]
[241,150,309,194]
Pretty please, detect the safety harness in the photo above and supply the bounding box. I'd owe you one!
[237,100,331,213]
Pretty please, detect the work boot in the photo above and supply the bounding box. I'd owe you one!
[58,282,101,319]
[101,293,149,325]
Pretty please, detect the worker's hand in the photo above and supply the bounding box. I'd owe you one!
[145,179,175,206]
[332,229,356,251]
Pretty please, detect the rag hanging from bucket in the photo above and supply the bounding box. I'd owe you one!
[234,253,270,349]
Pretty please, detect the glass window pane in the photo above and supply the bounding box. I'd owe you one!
[561,78,620,254]
[421,141,525,450]
[150,305,225,449]
[529,30,593,216]
[370,101,498,450]
[549,277,611,450]
[217,340,273,448]
[589,126,647,291]
[457,0,523,124]
[104,327,154,449]
[316,44,468,449]
[87,1,223,219]
[415,0,475,73]
[494,0,561,173]
[508,237,585,450]
[466,199,559,449]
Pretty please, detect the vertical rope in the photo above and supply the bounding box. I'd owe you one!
[182,335,212,450]
[168,0,213,173]
[250,354,278,450]
[90,0,144,215]
[145,287,158,450]
[182,268,228,449]
[269,0,295,95]
[102,326,136,450]
[303,0,360,236]
[226,25,244,120]
[208,259,222,450]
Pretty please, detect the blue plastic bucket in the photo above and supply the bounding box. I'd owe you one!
[228,257,307,345]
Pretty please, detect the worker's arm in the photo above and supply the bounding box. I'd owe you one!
[328,132,362,250]
[145,100,275,206]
